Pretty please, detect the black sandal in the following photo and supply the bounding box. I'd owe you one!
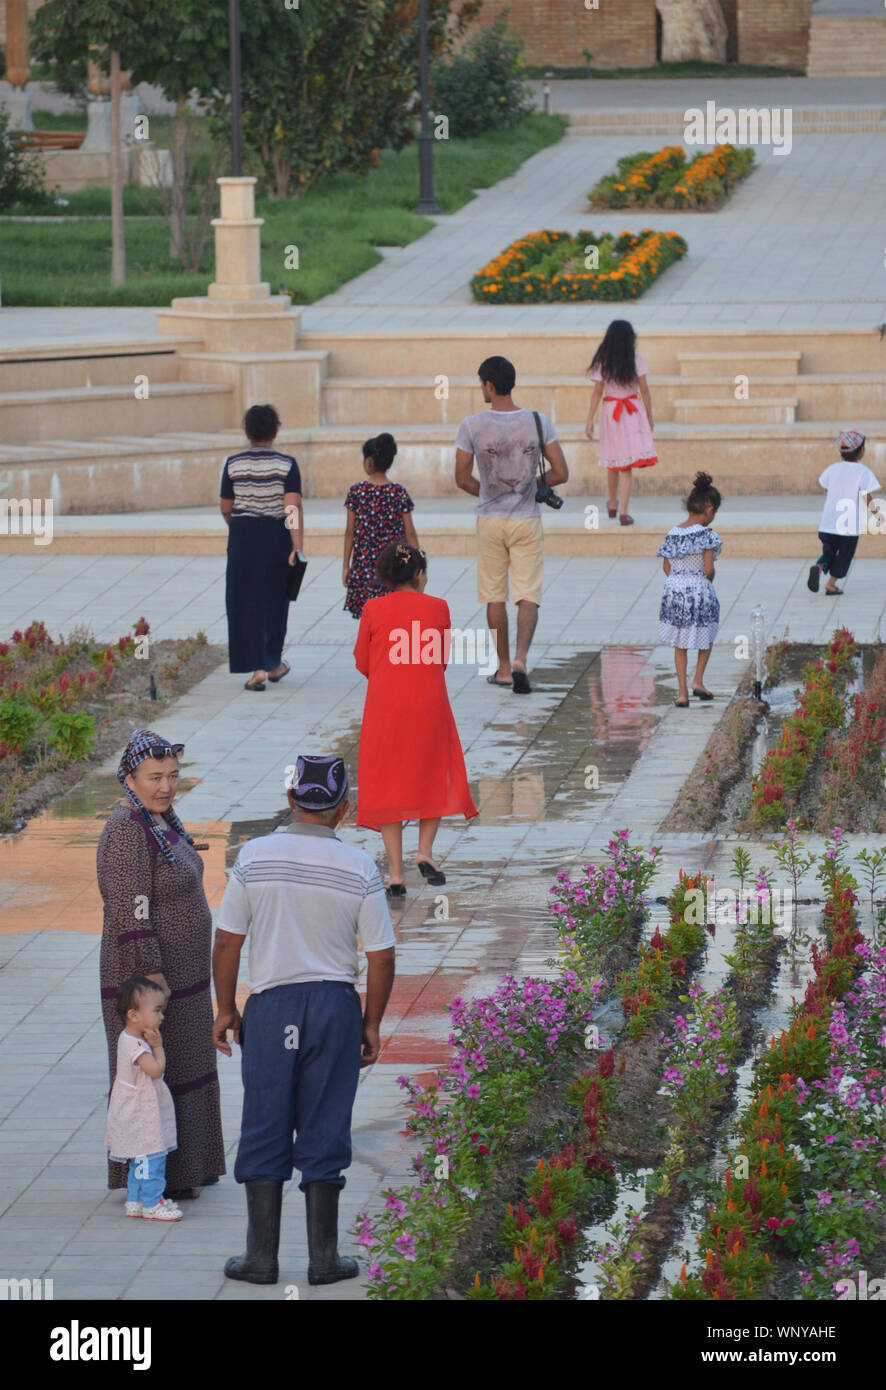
[244,679,266,691]
[674,698,690,708]
[386,882,406,899]
[692,688,714,701]
[511,669,531,695]
[417,860,446,886]
[268,662,291,683]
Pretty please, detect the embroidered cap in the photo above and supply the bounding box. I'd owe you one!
[838,428,866,454]
[288,755,348,812]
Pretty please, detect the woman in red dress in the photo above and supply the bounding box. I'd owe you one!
[354,542,478,896]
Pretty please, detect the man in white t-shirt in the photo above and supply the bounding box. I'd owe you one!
[213,754,395,1287]
[808,429,882,596]
[455,355,569,694]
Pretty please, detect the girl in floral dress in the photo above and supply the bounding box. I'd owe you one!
[657,472,723,706]
[585,318,656,526]
[342,433,419,619]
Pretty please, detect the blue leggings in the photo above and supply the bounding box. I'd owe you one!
[234,981,363,1190]
[126,1152,167,1208]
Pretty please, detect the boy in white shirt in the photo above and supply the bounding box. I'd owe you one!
[808,429,881,595]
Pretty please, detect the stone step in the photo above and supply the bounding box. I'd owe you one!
[678,350,802,378]
[0,336,202,393]
[3,420,886,514]
[321,372,886,425]
[0,380,234,445]
[563,105,886,133]
[674,397,798,425]
[298,327,880,380]
[4,512,886,561]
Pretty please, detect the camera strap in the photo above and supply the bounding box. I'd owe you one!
[532,410,546,485]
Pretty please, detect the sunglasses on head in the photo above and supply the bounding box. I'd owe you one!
[146,744,184,760]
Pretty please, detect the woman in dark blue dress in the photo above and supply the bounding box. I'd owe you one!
[220,403,303,690]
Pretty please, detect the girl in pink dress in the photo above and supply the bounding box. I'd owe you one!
[105,976,181,1221]
[585,319,657,526]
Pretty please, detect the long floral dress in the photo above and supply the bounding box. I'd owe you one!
[344,481,414,619]
[657,525,722,650]
[97,801,225,1191]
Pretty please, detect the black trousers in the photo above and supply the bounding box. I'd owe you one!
[817,531,858,581]
[226,516,291,672]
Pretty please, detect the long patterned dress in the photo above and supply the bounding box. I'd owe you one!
[344,480,415,619]
[657,525,722,650]
[97,800,225,1191]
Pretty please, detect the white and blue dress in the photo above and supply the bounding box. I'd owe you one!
[657,524,722,650]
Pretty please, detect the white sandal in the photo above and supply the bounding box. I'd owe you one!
[142,1198,183,1221]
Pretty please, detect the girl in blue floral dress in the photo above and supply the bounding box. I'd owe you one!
[342,433,419,619]
[657,472,723,706]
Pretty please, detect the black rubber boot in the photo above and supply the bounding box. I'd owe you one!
[224,1180,283,1285]
[305,1181,359,1285]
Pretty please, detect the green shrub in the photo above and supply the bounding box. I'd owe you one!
[431,14,534,139]
[0,108,55,212]
[0,699,40,751]
[46,710,95,761]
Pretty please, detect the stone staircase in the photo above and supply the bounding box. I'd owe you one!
[807,15,886,77]
[0,337,234,447]
[562,106,886,137]
[1,326,885,514]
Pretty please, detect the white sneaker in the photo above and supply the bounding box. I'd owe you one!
[142,1198,183,1221]
[125,1201,143,1219]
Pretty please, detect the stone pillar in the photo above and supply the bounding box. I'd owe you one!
[82,55,111,152]
[209,177,270,301]
[155,175,325,429]
[5,0,33,131]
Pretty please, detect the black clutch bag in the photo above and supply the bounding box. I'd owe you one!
[286,554,308,602]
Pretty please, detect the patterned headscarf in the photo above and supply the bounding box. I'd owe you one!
[117,728,194,866]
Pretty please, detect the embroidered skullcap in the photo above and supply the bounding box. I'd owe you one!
[288,754,349,812]
[838,428,866,453]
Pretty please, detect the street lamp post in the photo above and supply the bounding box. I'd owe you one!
[416,0,441,215]
[229,0,243,176]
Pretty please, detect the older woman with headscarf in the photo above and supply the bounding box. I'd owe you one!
[97,728,225,1202]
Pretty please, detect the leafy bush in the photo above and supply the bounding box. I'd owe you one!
[0,108,55,212]
[46,710,96,761]
[431,14,533,139]
[0,698,40,751]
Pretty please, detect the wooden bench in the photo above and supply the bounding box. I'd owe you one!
[11,131,86,151]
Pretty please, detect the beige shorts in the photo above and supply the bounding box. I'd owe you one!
[476,515,544,605]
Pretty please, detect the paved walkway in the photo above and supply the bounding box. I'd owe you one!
[1,552,885,1299]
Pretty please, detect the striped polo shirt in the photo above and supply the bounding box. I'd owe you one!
[220,448,302,519]
[217,822,395,993]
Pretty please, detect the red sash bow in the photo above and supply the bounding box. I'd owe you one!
[604,394,639,423]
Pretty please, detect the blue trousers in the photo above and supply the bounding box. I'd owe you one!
[234,981,363,1190]
[126,1151,167,1208]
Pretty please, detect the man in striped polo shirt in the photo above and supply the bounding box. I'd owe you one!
[213,754,396,1286]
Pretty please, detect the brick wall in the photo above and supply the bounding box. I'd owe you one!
[466,0,658,71]
[737,0,812,71]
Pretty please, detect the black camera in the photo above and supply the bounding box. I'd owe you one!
[536,482,564,509]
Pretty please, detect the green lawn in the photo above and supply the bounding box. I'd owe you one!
[0,114,566,306]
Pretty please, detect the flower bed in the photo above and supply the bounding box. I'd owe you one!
[0,617,220,830]
[589,143,754,211]
[668,831,873,1301]
[355,833,658,1299]
[470,227,687,303]
[748,628,858,830]
[817,647,886,832]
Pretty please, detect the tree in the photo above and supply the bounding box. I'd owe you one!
[230,0,481,200]
[30,0,228,265]
[656,0,728,63]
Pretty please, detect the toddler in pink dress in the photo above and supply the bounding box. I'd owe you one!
[105,976,181,1221]
[586,318,657,526]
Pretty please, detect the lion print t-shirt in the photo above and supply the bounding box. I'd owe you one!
[455,408,557,519]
